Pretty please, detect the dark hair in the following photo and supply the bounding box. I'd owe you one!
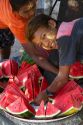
[26,14,56,41]
[9,0,30,11]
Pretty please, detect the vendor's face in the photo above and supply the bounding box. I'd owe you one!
[18,0,36,19]
[32,26,57,50]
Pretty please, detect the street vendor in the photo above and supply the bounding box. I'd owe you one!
[26,14,83,105]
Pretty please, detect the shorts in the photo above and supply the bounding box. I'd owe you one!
[0,28,14,49]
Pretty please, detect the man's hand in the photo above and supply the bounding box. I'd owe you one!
[34,90,48,105]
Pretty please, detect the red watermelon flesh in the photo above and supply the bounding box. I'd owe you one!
[5,81,28,101]
[55,87,83,106]
[30,71,40,99]
[15,64,42,99]
[69,61,83,79]
[55,94,82,116]
[0,93,18,110]
[17,61,31,76]
[10,60,18,76]
[25,78,34,102]
[66,87,83,104]
[54,80,83,104]
[35,101,45,119]
[0,92,5,101]
[29,65,42,98]
[55,80,79,98]
[6,97,35,118]
[24,65,42,99]
[14,72,29,89]
[2,59,18,77]
[30,64,42,79]
[46,102,61,118]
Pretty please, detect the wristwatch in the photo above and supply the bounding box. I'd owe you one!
[45,89,54,97]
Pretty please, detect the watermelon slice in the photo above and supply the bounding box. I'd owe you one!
[14,64,42,101]
[49,80,78,101]
[55,94,82,116]
[28,64,42,98]
[54,80,83,104]
[14,72,29,89]
[69,61,83,79]
[55,80,78,98]
[35,101,45,119]
[17,61,31,76]
[25,78,34,102]
[2,59,18,77]
[6,97,35,118]
[5,81,28,101]
[0,92,18,110]
[46,102,61,118]
[66,87,83,104]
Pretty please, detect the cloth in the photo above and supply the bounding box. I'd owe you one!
[0,0,27,44]
[57,18,83,66]
[0,28,14,48]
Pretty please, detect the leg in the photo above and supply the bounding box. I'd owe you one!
[0,28,14,61]
[0,47,11,60]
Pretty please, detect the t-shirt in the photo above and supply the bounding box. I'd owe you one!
[56,18,83,66]
[0,0,28,43]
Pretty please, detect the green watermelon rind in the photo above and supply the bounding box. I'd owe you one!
[0,106,7,111]
[6,107,34,118]
[20,86,26,92]
[69,75,83,79]
[58,106,82,116]
[35,115,46,119]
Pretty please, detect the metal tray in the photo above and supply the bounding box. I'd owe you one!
[4,111,79,123]
[2,109,83,125]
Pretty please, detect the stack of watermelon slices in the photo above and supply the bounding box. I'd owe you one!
[0,81,36,118]
[14,62,48,103]
[0,60,49,118]
[0,59,83,119]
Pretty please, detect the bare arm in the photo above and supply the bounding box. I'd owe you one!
[21,42,58,74]
[46,65,70,93]
[34,65,71,105]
